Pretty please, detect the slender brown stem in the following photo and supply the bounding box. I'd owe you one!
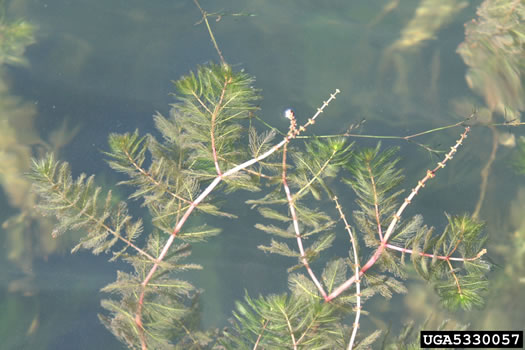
[193,0,226,66]
[446,258,463,296]
[472,126,498,219]
[295,114,476,154]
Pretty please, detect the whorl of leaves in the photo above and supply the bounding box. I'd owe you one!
[29,64,263,349]
[29,62,490,350]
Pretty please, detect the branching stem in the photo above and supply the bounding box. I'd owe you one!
[253,319,268,350]
[385,243,487,261]
[326,126,471,302]
[41,171,155,262]
[333,196,361,350]
[134,90,340,349]
[278,303,297,350]
[193,0,226,66]
[122,145,191,205]
[282,138,328,299]
[292,149,337,200]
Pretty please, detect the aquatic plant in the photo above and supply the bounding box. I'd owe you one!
[27,2,491,350]
[457,0,525,122]
[0,4,84,344]
[456,0,525,219]
[378,0,468,113]
[0,18,34,67]
[29,66,489,349]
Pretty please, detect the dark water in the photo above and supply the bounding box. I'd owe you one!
[1,0,523,349]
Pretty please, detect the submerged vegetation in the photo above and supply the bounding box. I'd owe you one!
[457,0,525,122]
[26,1,497,344]
[3,0,521,349]
[29,62,489,349]
[0,2,82,345]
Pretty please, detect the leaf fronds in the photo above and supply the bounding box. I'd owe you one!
[29,153,147,259]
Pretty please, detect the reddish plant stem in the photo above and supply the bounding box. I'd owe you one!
[211,77,231,176]
[367,163,384,241]
[385,243,487,261]
[253,319,268,350]
[134,90,340,349]
[333,196,361,350]
[217,154,273,179]
[326,127,471,302]
[446,258,463,295]
[281,124,328,299]
[387,240,487,298]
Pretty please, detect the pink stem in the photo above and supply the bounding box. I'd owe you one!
[135,90,340,348]
[385,243,486,261]
[282,139,327,299]
[326,127,471,302]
